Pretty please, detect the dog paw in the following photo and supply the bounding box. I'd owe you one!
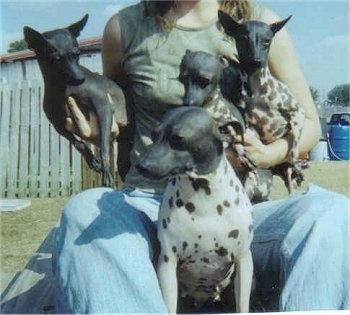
[88,156,103,173]
[102,171,114,187]
[235,144,256,170]
[291,166,304,186]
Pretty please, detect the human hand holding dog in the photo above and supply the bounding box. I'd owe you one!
[244,131,289,169]
[65,96,119,146]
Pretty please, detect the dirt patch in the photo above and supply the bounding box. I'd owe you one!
[0,161,349,273]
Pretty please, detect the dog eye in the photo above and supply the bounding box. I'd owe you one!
[196,78,210,89]
[72,49,80,57]
[264,40,271,47]
[238,34,249,41]
[53,55,62,61]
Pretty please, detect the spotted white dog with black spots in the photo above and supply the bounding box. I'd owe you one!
[137,106,253,313]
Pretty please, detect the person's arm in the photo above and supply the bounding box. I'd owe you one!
[102,13,133,179]
[101,14,124,81]
[244,7,321,168]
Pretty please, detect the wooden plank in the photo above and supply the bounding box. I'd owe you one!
[28,83,41,197]
[37,82,50,197]
[59,137,71,196]
[0,83,11,197]
[71,143,82,194]
[90,145,102,188]
[81,154,101,190]
[49,124,60,197]
[111,142,120,188]
[8,85,20,196]
[7,83,20,197]
[81,158,89,190]
[18,81,30,198]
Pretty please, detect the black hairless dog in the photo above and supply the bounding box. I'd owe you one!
[23,15,128,187]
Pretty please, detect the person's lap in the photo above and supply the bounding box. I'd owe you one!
[53,184,349,313]
[53,187,167,313]
[252,184,349,311]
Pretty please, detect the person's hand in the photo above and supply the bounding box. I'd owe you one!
[243,131,268,168]
[243,129,289,168]
[65,96,119,146]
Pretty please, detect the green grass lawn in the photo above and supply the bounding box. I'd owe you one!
[1,198,67,272]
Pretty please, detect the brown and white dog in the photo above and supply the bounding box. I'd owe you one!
[218,11,305,194]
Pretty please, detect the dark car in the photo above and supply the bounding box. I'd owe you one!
[327,113,350,160]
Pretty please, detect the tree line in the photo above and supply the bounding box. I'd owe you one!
[310,84,350,108]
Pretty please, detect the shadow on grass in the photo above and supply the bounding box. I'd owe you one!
[1,228,57,314]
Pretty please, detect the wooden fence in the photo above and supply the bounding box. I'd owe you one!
[0,79,112,198]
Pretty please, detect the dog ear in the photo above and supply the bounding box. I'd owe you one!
[23,26,42,50]
[219,56,229,68]
[183,49,192,62]
[23,26,55,54]
[270,15,292,35]
[218,10,242,37]
[67,14,89,37]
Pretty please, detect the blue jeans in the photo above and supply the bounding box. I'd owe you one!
[53,184,349,313]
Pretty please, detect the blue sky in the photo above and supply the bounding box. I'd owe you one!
[0,0,349,94]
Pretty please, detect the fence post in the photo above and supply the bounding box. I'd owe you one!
[18,80,30,198]
[7,82,21,197]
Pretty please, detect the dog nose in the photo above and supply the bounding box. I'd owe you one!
[252,59,263,66]
[65,62,86,85]
[241,60,264,73]
[183,99,200,107]
[70,69,85,84]
[136,162,160,179]
[70,76,85,85]
[136,162,156,178]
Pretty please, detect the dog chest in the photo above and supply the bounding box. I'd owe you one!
[244,102,288,143]
[204,93,233,121]
[241,69,302,142]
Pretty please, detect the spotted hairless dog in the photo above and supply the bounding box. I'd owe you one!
[179,50,273,202]
[219,11,305,194]
[137,107,253,313]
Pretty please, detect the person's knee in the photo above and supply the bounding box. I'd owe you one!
[61,187,115,225]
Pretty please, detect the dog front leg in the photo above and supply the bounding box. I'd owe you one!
[284,107,305,164]
[234,250,253,313]
[57,125,103,173]
[157,253,178,313]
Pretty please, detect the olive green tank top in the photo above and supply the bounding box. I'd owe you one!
[118,3,263,192]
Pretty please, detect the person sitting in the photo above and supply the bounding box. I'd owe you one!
[54,0,349,312]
